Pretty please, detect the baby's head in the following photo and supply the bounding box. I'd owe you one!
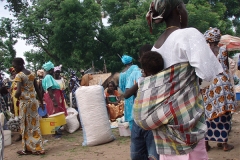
[140,51,164,76]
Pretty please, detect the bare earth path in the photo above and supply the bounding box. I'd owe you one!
[4,109,240,160]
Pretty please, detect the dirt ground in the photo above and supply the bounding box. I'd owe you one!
[3,109,240,160]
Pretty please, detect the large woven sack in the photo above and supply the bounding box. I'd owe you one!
[75,85,115,146]
[64,108,79,133]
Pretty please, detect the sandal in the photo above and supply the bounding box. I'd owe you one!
[32,151,45,155]
[223,144,234,151]
[17,150,32,155]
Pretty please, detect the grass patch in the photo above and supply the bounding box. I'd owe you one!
[61,135,77,142]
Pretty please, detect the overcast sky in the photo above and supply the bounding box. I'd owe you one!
[0,1,34,61]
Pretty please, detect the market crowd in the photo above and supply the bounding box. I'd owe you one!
[1,0,240,159]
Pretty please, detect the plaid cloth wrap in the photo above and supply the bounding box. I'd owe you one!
[134,62,207,155]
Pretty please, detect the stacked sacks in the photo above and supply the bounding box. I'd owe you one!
[75,85,115,146]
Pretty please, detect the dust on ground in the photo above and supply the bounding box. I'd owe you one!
[4,110,240,160]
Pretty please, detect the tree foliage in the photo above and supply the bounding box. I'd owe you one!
[1,0,240,74]
[0,18,17,73]
[24,49,47,73]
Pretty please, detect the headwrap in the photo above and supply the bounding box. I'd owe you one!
[70,70,76,75]
[146,0,183,33]
[54,65,62,72]
[9,67,15,74]
[121,55,133,65]
[37,69,44,77]
[203,27,221,43]
[42,61,54,71]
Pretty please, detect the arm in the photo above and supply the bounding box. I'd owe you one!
[34,79,44,108]
[106,97,111,105]
[124,83,138,99]
[47,88,58,107]
[15,81,22,99]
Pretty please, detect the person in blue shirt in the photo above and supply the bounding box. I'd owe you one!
[124,44,159,160]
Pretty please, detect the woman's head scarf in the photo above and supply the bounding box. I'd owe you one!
[70,70,76,76]
[121,55,133,65]
[54,65,62,72]
[146,0,183,33]
[42,61,54,71]
[203,27,221,43]
[9,67,15,74]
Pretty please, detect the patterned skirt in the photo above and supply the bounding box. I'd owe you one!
[205,112,232,142]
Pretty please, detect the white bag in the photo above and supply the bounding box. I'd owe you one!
[75,85,115,146]
[0,113,4,128]
[64,108,79,133]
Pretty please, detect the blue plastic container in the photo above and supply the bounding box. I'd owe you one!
[38,104,47,117]
[236,93,240,100]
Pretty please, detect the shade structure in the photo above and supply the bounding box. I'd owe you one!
[219,35,240,51]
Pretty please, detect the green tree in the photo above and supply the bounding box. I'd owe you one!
[187,0,233,34]
[24,49,47,73]
[100,0,161,72]
[7,0,102,71]
[0,18,17,72]
[4,0,239,73]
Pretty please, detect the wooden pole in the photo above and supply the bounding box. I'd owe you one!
[104,59,107,73]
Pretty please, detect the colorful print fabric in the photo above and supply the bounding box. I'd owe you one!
[201,46,235,143]
[134,62,207,155]
[201,46,236,120]
[14,72,44,152]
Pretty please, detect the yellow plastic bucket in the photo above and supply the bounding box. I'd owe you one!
[40,118,56,135]
[49,112,66,126]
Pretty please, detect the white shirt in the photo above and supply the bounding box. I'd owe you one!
[152,28,223,82]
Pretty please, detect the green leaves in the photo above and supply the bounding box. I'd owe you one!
[1,0,239,74]
[0,18,17,72]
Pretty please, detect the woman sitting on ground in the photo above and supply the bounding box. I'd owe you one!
[105,81,121,106]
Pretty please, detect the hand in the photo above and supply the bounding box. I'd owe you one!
[53,101,58,108]
[39,103,45,110]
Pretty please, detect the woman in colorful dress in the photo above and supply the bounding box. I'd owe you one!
[105,81,121,105]
[9,67,19,117]
[54,65,68,108]
[202,28,235,151]
[42,61,67,116]
[12,57,45,155]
